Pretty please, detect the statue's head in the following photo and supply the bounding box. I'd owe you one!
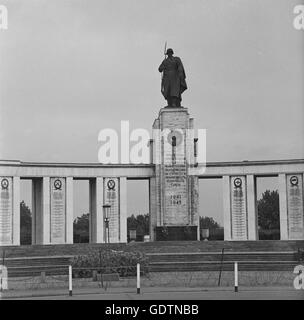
[166,48,174,56]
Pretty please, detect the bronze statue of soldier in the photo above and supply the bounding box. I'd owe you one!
[158,48,187,107]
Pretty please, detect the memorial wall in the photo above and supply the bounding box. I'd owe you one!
[104,177,120,243]
[0,177,13,245]
[287,174,304,240]
[0,135,304,245]
[50,177,66,244]
[230,176,248,240]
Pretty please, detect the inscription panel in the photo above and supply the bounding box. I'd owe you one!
[230,176,248,240]
[50,177,66,244]
[0,177,13,245]
[163,130,188,225]
[287,174,304,240]
[104,178,120,243]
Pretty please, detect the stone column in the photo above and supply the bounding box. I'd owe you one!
[66,177,74,244]
[151,107,200,240]
[104,178,120,243]
[223,175,250,241]
[222,175,232,240]
[286,174,304,240]
[247,175,258,240]
[119,177,127,243]
[49,178,67,244]
[42,177,51,244]
[12,177,20,245]
[152,117,162,230]
[159,108,190,226]
[189,175,200,240]
[90,177,104,243]
[188,118,200,240]
[278,174,288,240]
[32,178,42,244]
[230,176,248,240]
[32,177,50,245]
[33,177,73,245]
[0,177,14,246]
[149,176,157,241]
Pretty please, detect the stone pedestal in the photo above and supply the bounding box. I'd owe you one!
[150,107,199,240]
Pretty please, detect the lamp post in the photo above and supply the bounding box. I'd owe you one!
[103,204,111,243]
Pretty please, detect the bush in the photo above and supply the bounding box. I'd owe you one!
[258,229,280,240]
[71,249,149,278]
[184,226,194,240]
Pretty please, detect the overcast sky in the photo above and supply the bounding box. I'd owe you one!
[1,0,304,224]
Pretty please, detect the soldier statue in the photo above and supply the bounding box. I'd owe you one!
[158,48,187,107]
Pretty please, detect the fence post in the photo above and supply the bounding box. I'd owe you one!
[0,251,3,293]
[137,263,140,294]
[0,266,8,291]
[218,248,225,286]
[234,262,238,292]
[40,271,46,283]
[69,265,73,296]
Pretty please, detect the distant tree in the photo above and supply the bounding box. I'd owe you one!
[20,201,32,245]
[127,214,149,238]
[127,214,137,230]
[73,213,89,243]
[200,216,221,230]
[257,190,280,230]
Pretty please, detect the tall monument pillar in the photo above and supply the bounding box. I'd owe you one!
[150,107,199,241]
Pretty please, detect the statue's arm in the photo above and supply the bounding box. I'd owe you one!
[158,60,165,73]
[176,57,186,79]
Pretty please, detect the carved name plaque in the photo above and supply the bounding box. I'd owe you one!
[0,177,13,245]
[230,176,248,240]
[287,174,304,240]
[163,130,188,225]
[104,178,120,243]
[50,178,66,244]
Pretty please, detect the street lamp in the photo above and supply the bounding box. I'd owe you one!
[103,204,111,243]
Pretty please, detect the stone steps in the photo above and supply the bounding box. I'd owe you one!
[147,252,297,262]
[149,261,298,272]
[6,252,295,265]
[6,259,298,276]
[4,252,302,277]
[1,241,303,277]
[5,256,72,267]
[1,240,304,258]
